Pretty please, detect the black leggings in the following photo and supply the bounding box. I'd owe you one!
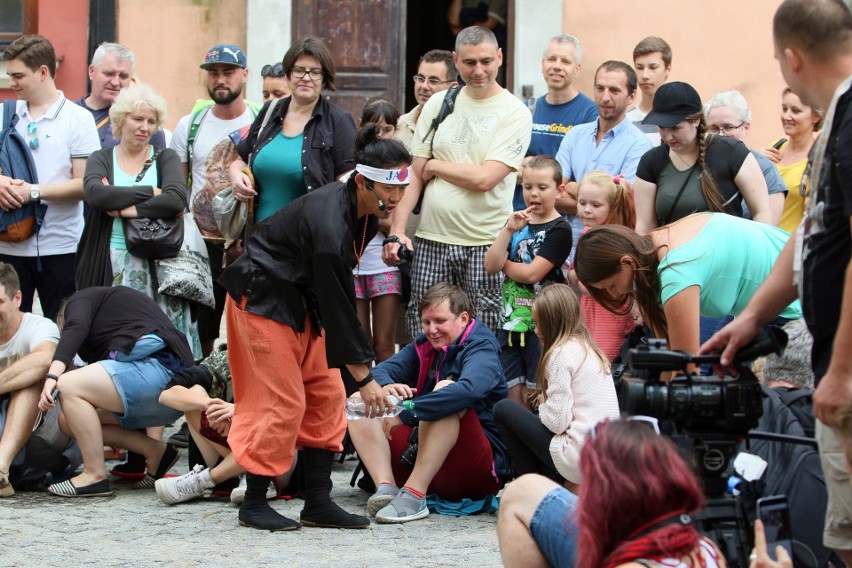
[493,399,564,483]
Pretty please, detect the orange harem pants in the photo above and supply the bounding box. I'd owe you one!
[225,295,347,476]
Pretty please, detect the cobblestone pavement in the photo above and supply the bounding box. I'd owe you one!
[1,425,503,567]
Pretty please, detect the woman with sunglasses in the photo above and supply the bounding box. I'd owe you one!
[260,62,291,103]
[498,417,727,567]
[573,215,802,358]
[228,37,356,222]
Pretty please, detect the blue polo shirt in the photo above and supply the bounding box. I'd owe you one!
[555,116,652,183]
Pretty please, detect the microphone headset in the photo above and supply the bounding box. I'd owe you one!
[366,181,385,212]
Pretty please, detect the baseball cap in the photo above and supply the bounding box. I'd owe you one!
[643,82,702,128]
[200,44,247,70]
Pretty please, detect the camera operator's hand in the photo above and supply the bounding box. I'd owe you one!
[382,383,416,400]
[814,369,852,425]
[699,314,763,374]
[750,520,793,568]
[382,415,403,441]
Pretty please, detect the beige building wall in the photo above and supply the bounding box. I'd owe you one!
[564,0,788,148]
[117,0,247,131]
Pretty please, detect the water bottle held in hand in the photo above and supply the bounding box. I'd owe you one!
[345,395,414,420]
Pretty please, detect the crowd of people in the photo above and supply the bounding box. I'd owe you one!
[0,0,851,565]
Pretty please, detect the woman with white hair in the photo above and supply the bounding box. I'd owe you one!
[704,90,787,225]
[77,83,200,359]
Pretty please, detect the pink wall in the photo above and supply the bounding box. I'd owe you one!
[565,0,788,148]
[0,0,89,100]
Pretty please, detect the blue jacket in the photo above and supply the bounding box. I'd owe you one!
[371,319,511,479]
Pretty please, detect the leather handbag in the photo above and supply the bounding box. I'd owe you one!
[122,149,184,259]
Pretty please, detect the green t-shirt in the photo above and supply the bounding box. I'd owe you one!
[253,132,305,222]
[658,213,802,319]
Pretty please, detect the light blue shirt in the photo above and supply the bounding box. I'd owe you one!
[555,116,652,262]
[555,116,653,183]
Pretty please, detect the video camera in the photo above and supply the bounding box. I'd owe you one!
[619,327,787,437]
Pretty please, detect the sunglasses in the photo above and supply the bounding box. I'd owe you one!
[261,63,285,78]
[589,415,661,439]
[27,121,38,150]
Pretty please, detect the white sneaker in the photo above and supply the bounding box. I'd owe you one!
[155,464,213,505]
[230,474,277,504]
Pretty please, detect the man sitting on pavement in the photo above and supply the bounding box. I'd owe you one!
[347,283,509,523]
[0,262,60,496]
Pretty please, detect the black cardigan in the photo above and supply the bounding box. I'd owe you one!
[76,147,188,290]
[54,286,195,367]
[235,96,356,192]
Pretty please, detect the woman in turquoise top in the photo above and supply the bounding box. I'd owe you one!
[574,213,802,356]
[80,84,201,359]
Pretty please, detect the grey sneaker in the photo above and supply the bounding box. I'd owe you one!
[230,474,277,504]
[367,483,399,516]
[155,464,213,505]
[375,487,429,523]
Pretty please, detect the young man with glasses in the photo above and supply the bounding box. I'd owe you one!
[395,50,458,149]
[0,35,100,321]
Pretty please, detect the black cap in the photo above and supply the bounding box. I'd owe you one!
[642,82,702,128]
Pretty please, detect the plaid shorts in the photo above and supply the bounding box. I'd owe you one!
[406,237,503,340]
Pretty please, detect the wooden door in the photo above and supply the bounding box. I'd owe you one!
[292,0,406,120]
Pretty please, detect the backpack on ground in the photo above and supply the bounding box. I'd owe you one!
[738,386,835,567]
[0,100,47,242]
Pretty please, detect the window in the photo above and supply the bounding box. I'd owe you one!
[0,0,38,51]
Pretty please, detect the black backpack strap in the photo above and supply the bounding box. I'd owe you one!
[414,85,462,215]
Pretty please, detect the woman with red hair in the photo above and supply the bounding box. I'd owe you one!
[498,417,726,567]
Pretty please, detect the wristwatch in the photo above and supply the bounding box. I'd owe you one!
[29,185,40,202]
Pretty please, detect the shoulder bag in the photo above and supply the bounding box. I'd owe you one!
[123,149,184,259]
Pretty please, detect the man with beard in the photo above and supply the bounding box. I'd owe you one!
[554,60,651,257]
[170,44,259,359]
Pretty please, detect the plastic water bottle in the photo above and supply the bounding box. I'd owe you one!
[345,395,414,420]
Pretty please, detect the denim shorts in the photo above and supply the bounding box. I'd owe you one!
[529,486,579,568]
[99,358,183,430]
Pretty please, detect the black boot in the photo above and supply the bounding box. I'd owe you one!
[238,473,300,531]
[299,447,370,529]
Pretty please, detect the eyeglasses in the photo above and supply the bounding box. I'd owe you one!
[707,122,745,135]
[291,66,324,81]
[26,121,38,150]
[413,75,452,87]
[589,415,661,439]
[261,63,285,78]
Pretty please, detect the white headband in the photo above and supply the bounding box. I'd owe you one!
[355,164,410,185]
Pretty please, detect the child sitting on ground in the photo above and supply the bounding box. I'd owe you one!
[493,283,620,490]
[484,155,572,406]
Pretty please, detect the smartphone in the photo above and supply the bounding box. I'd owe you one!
[772,138,788,150]
[756,495,794,561]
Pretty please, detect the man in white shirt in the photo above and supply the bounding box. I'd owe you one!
[0,262,60,497]
[626,37,672,146]
[396,50,458,149]
[170,44,257,358]
[0,35,100,320]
